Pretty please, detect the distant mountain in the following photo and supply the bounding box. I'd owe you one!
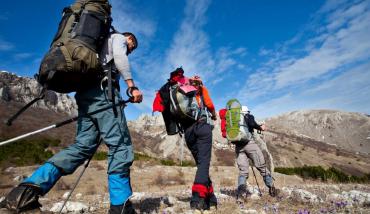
[266,110,370,154]
[1,72,369,175]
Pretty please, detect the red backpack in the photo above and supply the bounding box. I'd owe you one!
[219,108,227,138]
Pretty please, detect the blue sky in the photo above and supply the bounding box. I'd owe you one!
[1,0,369,120]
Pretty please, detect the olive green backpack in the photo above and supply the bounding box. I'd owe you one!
[225,99,252,143]
[37,0,112,93]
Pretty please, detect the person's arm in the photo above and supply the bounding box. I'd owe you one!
[112,34,142,103]
[201,87,217,120]
[247,114,265,131]
[111,34,132,80]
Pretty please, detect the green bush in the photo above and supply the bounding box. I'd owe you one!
[0,138,61,167]
[93,151,108,160]
[275,166,370,183]
[134,152,153,161]
[180,160,196,167]
[160,159,176,166]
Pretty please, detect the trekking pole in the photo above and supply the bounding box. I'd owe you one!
[180,136,184,166]
[59,116,102,214]
[0,99,132,147]
[251,165,262,197]
[261,130,275,182]
[59,139,103,214]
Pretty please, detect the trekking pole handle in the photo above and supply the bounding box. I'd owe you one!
[126,87,138,98]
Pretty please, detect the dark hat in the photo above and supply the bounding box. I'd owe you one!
[122,32,138,50]
[170,67,184,78]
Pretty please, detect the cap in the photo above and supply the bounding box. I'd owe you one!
[241,106,249,113]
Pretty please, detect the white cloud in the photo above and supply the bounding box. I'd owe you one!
[13,53,33,61]
[165,0,246,82]
[252,62,370,119]
[110,0,157,40]
[128,0,248,113]
[0,38,14,51]
[239,0,370,116]
[275,1,370,89]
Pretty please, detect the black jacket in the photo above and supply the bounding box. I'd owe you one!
[244,114,262,133]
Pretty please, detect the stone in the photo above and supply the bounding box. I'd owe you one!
[49,201,89,213]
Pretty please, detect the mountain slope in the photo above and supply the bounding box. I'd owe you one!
[267,110,370,154]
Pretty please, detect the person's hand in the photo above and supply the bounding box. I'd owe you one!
[131,89,143,103]
[260,124,266,131]
[211,111,217,121]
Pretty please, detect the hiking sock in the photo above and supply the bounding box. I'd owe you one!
[263,175,273,188]
[238,175,247,187]
[263,175,277,197]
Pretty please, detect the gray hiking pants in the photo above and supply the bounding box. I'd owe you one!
[235,139,270,181]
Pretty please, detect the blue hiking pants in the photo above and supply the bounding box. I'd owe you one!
[23,85,134,205]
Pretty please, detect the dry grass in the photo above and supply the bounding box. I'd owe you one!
[152,169,186,186]
[54,178,71,191]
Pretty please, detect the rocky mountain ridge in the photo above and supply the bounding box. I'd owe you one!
[267,110,370,154]
[0,71,77,115]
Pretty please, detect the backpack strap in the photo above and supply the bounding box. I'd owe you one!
[104,61,118,117]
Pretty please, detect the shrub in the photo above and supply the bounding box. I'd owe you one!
[93,151,108,160]
[0,138,61,167]
[275,166,370,183]
[134,152,153,161]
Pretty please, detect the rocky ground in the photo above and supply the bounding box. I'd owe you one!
[1,160,370,214]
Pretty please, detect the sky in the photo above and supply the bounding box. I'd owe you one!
[0,0,369,120]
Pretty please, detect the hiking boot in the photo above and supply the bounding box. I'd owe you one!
[236,184,248,200]
[269,185,277,197]
[206,193,217,210]
[109,200,136,214]
[1,183,42,213]
[190,196,208,213]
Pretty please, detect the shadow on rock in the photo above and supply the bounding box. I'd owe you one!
[133,197,162,213]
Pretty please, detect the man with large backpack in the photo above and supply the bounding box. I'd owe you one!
[153,68,218,213]
[0,1,142,213]
[219,102,276,202]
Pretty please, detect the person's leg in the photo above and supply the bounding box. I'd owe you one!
[2,88,100,212]
[193,122,214,210]
[245,140,276,196]
[97,88,134,214]
[244,141,272,186]
[193,122,212,185]
[184,122,211,211]
[235,144,249,200]
[207,178,217,209]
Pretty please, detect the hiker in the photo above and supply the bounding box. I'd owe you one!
[1,31,142,214]
[233,106,276,200]
[153,68,218,212]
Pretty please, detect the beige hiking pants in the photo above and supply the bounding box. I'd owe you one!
[235,139,270,178]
